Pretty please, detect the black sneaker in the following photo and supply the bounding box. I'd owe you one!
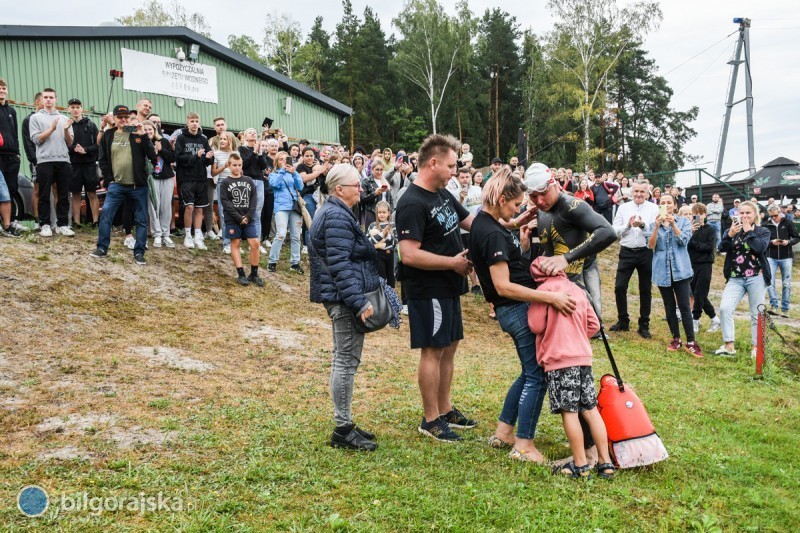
[418,416,461,442]
[236,274,250,286]
[354,426,376,441]
[248,274,265,287]
[330,426,378,451]
[637,328,652,339]
[2,225,22,238]
[441,407,476,429]
[289,263,305,274]
[90,248,108,258]
[267,263,277,273]
[173,228,185,237]
[134,254,146,265]
[609,322,629,332]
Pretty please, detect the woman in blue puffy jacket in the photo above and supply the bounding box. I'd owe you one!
[309,164,382,452]
[267,151,304,273]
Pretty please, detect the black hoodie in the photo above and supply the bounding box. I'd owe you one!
[68,117,100,165]
[174,130,211,182]
[0,101,19,156]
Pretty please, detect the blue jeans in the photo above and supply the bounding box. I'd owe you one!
[269,209,302,265]
[97,183,148,256]
[767,258,792,312]
[719,275,767,346]
[495,302,546,440]
[303,193,317,246]
[707,220,721,248]
[253,180,264,243]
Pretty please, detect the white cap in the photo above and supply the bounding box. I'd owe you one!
[524,163,553,192]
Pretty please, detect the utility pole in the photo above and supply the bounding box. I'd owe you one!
[714,17,755,179]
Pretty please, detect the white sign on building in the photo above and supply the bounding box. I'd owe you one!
[121,48,218,104]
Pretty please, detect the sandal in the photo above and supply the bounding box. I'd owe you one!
[551,460,591,478]
[488,435,513,449]
[509,448,546,463]
[595,462,616,480]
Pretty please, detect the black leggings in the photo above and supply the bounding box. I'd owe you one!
[376,249,395,287]
[690,263,716,320]
[659,278,694,342]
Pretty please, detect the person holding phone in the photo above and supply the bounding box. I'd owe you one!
[715,201,772,357]
[685,203,720,333]
[359,159,391,229]
[91,104,156,265]
[267,151,304,273]
[765,205,799,318]
[645,194,702,357]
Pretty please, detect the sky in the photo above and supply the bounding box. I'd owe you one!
[5,0,799,180]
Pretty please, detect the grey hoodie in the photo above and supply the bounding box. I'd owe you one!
[29,109,70,163]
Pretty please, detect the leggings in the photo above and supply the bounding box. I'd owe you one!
[658,278,694,342]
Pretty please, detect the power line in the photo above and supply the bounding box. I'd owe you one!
[662,30,737,77]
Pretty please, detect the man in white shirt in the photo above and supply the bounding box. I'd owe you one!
[610,181,660,338]
[447,166,483,294]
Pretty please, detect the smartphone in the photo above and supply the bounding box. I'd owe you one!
[733,216,741,225]
[659,205,667,217]
[693,215,700,224]
[122,125,137,133]
[402,155,410,165]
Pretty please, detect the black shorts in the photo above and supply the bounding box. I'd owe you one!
[408,297,464,349]
[546,366,597,414]
[69,163,100,194]
[179,181,209,208]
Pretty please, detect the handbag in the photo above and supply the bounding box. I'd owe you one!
[354,285,393,333]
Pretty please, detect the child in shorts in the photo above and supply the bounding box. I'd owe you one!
[218,153,263,287]
[527,256,615,479]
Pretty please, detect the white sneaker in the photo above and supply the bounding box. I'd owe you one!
[40,224,52,237]
[205,230,218,241]
[57,225,75,237]
[707,317,721,333]
[693,320,700,334]
[124,235,135,249]
[33,222,41,231]
[259,245,267,254]
[713,345,736,357]
[401,305,409,316]
[302,245,308,255]
[183,235,195,249]
[10,220,27,231]
[194,237,207,250]
[263,239,272,248]
[163,235,176,248]
[223,244,231,254]
[153,236,162,248]
[751,346,757,359]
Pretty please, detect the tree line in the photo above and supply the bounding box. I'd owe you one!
[118,0,698,173]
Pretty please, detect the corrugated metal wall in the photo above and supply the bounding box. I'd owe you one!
[1,37,342,173]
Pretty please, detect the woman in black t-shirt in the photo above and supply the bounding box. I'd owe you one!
[470,169,576,464]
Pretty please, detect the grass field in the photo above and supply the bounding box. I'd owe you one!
[1,228,799,531]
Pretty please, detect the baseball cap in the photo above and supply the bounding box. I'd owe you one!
[67,98,82,106]
[113,105,131,116]
[524,163,553,193]
[734,198,741,203]
[491,157,503,165]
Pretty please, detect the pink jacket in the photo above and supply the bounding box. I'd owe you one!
[527,257,600,372]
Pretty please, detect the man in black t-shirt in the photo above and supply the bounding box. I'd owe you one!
[396,134,475,443]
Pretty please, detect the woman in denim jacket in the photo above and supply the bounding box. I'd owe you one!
[646,193,702,357]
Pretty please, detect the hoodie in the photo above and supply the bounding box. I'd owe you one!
[68,117,100,165]
[527,257,600,372]
[174,130,211,182]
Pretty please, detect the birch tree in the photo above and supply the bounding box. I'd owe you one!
[546,0,662,170]
[392,0,474,134]
[263,14,303,79]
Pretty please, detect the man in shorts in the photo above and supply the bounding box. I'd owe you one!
[174,112,213,249]
[396,134,476,442]
[66,98,100,227]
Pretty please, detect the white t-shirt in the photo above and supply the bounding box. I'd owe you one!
[213,151,233,184]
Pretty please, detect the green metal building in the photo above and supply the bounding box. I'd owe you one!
[0,25,351,172]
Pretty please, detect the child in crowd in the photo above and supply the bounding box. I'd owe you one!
[218,153,263,287]
[212,132,238,241]
[527,256,615,480]
[686,203,720,333]
[367,201,396,287]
